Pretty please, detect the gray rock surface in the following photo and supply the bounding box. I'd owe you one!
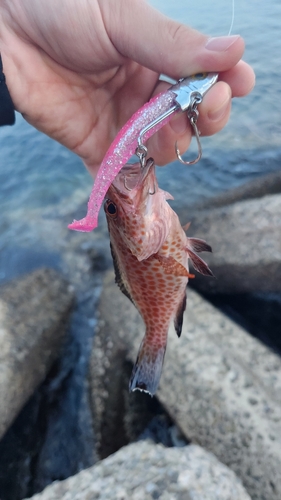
[187,193,281,293]
[90,271,281,500]
[90,325,181,458]
[27,440,251,500]
[0,268,74,439]
[192,169,281,211]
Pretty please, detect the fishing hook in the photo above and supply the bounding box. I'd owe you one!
[123,156,156,194]
[175,102,202,165]
[124,175,132,191]
[124,176,156,194]
[135,73,218,170]
[127,143,157,194]
[135,144,149,169]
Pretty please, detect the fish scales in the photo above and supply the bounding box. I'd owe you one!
[111,211,189,338]
[105,159,213,395]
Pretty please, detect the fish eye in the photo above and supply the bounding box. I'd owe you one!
[104,199,118,218]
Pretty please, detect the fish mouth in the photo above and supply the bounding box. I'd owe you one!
[110,158,156,195]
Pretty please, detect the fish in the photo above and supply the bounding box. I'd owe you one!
[104,158,213,395]
[68,73,218,232]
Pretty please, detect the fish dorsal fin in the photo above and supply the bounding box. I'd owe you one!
[174,291,187,338]
[155,254,195,278]
[110,243,134,303]
[186,247,214,277]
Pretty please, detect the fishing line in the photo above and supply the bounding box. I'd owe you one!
[227,0,235,36]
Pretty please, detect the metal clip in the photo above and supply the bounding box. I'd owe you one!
[136,72,218,167]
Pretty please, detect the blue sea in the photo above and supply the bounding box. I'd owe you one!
[0,0,281,277]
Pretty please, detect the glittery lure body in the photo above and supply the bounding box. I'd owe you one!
[68,73,219,232]
[104,160,213,395]
[69,91,176,232]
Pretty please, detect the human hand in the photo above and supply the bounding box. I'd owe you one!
[0,0,255,177]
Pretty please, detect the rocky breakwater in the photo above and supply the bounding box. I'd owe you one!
[6,169,281,500]
[27,440,251,500]
[0,268,74,440]
[88,170,281,500]
[89,270,281,500]
[182,169,281,294]
[0,198,110,499]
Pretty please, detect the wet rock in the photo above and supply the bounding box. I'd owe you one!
[89,324,130,458]
[0,268,74,439]
[192,169,281,211]
[89,323,174,458]
[187,193,281,294]
[0,391,43,500]
[92,271,281,500]
[26,440,251,500]
[206,291,281,355]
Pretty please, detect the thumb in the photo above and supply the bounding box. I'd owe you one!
[105,0,244,78]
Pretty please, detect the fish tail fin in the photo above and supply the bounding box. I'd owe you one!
[129,339,166,396]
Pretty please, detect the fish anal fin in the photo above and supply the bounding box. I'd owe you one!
[110,243,134,303]
[186,247,214,277]
[155,254,194,278]
[129,340,166,396]
[174,291,187,338]
[187,237,212,253]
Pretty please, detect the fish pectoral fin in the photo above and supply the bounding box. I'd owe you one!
[186,247,214,277]
[155,254,195,278]
[174,291,187,338]
[187,237,212,253]
[129,340,166,396]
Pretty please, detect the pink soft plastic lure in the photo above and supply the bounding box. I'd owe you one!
[68,73,218,232]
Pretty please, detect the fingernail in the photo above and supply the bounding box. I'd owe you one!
[205,35,240,52]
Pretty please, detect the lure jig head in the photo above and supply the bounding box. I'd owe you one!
[136,72,218,167]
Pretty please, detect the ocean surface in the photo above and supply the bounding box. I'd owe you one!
[0,0,281,272]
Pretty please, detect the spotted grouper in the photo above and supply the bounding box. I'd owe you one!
[104,158,213,395]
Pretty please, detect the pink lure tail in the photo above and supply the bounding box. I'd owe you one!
[129,340,166,396]
[68,90,177,232]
